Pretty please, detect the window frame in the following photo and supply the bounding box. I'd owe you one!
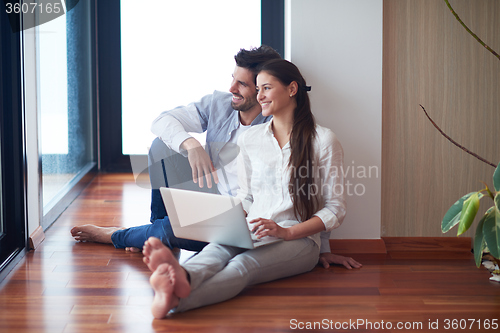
[0,0,28,279]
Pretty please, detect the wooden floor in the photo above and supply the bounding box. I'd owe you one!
[1,173,499,332]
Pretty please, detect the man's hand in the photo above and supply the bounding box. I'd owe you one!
[182,138,219,188]
[318,253,362,270]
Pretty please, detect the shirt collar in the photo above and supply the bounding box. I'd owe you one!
[264,119,275,135]
[265,119,291,149]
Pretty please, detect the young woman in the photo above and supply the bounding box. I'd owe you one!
[142,59,346,318]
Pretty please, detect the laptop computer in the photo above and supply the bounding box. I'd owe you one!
[160,187,282,249]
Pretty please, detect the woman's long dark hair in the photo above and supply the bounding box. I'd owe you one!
[257,59,319,222]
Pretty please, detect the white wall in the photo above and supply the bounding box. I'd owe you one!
[287,0,383,239]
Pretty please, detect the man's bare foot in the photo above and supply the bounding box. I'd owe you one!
[126,243,180,257]
[70,225,124,244]
[126,247,141,253]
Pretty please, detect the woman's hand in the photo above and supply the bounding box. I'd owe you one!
[249,218,290,240]
[318,253,362,269]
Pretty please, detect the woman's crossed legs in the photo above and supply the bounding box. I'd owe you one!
[143,236,319,318]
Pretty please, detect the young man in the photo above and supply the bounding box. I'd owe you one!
[71,46,361,270]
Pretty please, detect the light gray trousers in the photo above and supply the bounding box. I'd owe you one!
[174,237,319,313]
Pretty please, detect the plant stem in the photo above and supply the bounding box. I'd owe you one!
[419,104,498,168]
[480,182,496,200]
[444,0,500,61]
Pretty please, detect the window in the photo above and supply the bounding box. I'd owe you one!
[98,0,284,170]
[121,0,261,155]
[37,0,96,228]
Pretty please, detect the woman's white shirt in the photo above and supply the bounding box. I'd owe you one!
[236,121,346,248]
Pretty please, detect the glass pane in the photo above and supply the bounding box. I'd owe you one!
[121,0,261,155]
[38,1,93,214]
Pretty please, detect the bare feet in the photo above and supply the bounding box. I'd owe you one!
[150,264,180,318]
[70,225,123,244]
[144,237,191,318]
[126,247,142,252]
[143,237,180,271]
[126,246,180,256]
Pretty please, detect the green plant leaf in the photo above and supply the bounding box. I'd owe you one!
[483,205,500,259]
[442,192,475,233]
[474,211,488,267]
[457,192,482,236]
[493,162,500,192]
[496,193,500,212]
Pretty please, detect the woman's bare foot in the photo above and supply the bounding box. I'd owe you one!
[70,225,124,244]
[143,237,179,271]
[145,237,191,318]
[143,238,190,296]
[150,264,181,318]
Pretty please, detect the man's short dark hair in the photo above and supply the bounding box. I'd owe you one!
[234,45,282,83]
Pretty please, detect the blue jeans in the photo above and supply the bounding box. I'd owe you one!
[111,138,214,251]
[149,138,171,222]
[111,216,207,251]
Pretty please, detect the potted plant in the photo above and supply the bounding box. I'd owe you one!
[441,164,500,281]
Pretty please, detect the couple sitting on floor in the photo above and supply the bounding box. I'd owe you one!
[71,46,361,317]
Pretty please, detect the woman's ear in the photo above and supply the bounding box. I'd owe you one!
[289,81,298,97]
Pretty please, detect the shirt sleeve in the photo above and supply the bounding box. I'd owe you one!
[319,231,332,253]
[150,93,214,154]
[313,129,346,232]
[235,132,253,214]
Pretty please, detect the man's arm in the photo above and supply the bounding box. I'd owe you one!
[150,93,222,187]
[151,97,210,154]
[181,138,218,188]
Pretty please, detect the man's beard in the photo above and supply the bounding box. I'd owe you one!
[231,97,258,112]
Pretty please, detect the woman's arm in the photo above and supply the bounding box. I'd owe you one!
[250,216,325,241]
[313,128,346,232]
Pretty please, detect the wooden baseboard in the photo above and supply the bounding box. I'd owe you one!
[329,239,387,254]
[329,237,473,254]
[382,237,472,252]
[29,226,45,250]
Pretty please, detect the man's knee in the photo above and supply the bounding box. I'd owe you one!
[149,138,174,165]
